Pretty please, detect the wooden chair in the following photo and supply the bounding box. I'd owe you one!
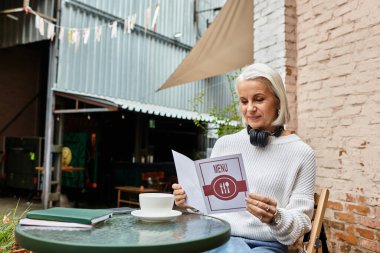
[115,186,158,207]
[114,172,168,207]
[304,188,330,253]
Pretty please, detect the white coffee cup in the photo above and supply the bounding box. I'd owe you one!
[139,193,174,216]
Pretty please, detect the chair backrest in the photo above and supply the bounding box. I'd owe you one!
[162,176,178,192]
[141,171,165,181]
[306,188,330,253]
[141,171,165,190]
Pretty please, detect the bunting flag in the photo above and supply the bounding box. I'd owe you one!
[75,29,80,49]
[111,21,118,38]
[83,28,90,44]
[124,14,137,34]
[95,25,102,42]
[68,29,73,44]
[34,14,39,29]
[47,22,55,40]
[151,3,160,32]
[130,14,136,31]
[71,28,78,48]
[71,28,77,44]
[124,16,129,34]
[38,16,45,36]
[27,3,161,49]
[59,28,64,40]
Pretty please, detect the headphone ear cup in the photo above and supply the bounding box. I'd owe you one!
[257,131,269,147]
[249,130,258,146]
[249,129,269,147]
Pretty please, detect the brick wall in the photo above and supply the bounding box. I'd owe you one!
[254,0,299,131]
[254,0,286,72]
[284,0,298,131]
[296,0,380,252]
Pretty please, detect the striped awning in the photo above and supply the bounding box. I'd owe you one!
[53,88,215,122]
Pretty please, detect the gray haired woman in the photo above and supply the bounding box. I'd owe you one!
[173,63,316,253]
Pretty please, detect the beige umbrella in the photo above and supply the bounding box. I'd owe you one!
[158,0,253,90]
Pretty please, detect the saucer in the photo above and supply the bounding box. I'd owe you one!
[131,210,182,222]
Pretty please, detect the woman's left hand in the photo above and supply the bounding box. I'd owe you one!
[246,193,278,224]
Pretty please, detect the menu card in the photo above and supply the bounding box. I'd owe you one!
[172,150,249,214]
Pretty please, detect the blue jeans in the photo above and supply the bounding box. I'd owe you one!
[204,236,288,253]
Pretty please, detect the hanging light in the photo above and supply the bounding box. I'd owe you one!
[149,119,155,128]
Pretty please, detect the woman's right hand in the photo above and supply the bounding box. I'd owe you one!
[172,183,190,208]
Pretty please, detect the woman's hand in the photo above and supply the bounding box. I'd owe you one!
[246,193,278,224]
[172,183,191,208]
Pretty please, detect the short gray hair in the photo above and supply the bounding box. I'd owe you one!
[236,63,290,126]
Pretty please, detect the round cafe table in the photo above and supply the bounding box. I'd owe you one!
[15,212,231,253]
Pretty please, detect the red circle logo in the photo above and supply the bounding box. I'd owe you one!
[211,175,239,200]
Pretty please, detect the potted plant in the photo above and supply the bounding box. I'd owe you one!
[0,201,30,253]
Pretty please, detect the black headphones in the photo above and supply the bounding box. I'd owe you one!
[246,125,284,148]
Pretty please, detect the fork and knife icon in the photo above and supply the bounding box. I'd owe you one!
[219,182,230,194]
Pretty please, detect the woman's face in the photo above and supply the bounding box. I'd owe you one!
[237,78,278,132]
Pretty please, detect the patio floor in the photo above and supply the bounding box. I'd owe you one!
[0,196,43,217]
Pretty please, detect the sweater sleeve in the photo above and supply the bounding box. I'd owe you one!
[268,148,316,245]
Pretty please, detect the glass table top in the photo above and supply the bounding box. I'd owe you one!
[16,212,231,253]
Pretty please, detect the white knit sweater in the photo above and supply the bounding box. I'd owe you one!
[210,129,316,245]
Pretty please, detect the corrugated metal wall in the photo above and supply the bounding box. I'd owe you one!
[56,0,235,114]
[0,0,55,48]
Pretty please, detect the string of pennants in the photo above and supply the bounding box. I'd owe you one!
[24,2,160,48]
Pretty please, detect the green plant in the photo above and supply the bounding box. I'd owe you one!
[191,72,243,137]
[0,200,30,253]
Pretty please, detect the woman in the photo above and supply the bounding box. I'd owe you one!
[172,63,316,253]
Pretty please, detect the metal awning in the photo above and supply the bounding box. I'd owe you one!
[53,88,215,122]
[158,0,253,90]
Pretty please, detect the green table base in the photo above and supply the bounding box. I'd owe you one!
[16,213,230,253]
